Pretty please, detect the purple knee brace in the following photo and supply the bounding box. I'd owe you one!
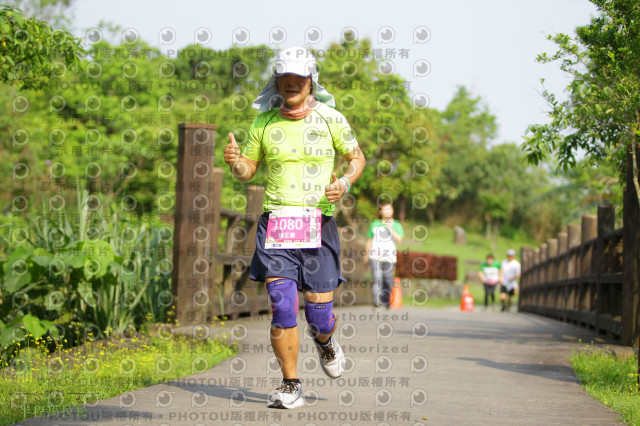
[305,300,336,335]
[266,279,299,329]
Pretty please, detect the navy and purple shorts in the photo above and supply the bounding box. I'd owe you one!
[249,212,345,293]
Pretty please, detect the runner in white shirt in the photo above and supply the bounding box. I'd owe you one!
[500,249,521,312]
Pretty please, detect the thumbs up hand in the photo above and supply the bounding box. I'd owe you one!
[224,132,240,166]
[325,173,347,204]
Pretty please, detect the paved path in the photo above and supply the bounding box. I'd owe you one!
[15,306,629,426]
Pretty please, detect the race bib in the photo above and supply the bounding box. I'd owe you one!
[265,207,322,249]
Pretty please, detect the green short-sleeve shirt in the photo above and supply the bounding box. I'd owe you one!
[480,260,501,284]
[366,219,405,263]
[242,102,359,215]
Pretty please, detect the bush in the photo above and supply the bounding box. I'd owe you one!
[0,190,173,367]
[500,224,524,240]
[396,251,457,281]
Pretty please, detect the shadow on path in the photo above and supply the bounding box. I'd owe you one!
[457,357,580,384]
[163,381,267,404]
[162,380,329,405]
[396,311,611,346]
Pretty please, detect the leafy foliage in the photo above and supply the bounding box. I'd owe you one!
[0,5,84,90]
[312,41,441,222]
[0,190,172,365]
[524,0,640,208]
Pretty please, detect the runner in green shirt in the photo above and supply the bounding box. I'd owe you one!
[224,46,366,409]
[478,253,501,309]
[364,202,404,309]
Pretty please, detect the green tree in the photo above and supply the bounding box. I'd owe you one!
[432,86,498,223]
[477,144,520,250]
[429,85,579,240]
[523,0,640,383]
[310,40,442,224]
[4,0,76,27]
[0,5,84,90]
[523,0,640,210]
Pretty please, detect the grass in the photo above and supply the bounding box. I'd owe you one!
[0,324,236,426]
[570,345,640,425]
[397,221,538,282]
[401,281,518,309]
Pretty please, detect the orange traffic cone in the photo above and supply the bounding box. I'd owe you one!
[390,277,403,309]
[460,285,474,312]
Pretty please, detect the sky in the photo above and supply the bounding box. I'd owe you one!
[70,0,599,145]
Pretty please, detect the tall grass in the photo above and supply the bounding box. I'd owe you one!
[0,189,173,365]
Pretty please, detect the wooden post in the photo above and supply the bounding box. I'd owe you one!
[581,215,597,275]
[171,123,219,324]
[245,186,265,255]
[524,246,535,308]
[206,168,223,313]
[579,215,597,324]
[557,232,568,281]
[557,231,567,317]
[622,145,640,355]
[539,243,548,284]
[533,248,540,307]
[547,238,558,284]
[555,232,568,312]
[519,246,533,311]
[224,213,242,298]
[596,204,615,333]
[524,246,532,308]
[225,217,241,256]
[567,224,581,278]
[566,224,581,320]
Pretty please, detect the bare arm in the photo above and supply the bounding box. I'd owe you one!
[230,156,261,182]
[325,145,366,203]
[342,145,366,188]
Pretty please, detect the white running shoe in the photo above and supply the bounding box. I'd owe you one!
[267,380,305,409]
[310,332,345,379]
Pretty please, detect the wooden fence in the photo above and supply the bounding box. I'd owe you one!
[170,123,270,323]
[520,145,640,351]
[519,205,625,338]
[520,198,638,347]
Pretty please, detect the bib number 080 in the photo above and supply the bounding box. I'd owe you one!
[277,218,304,231]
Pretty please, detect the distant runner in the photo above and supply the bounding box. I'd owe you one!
[364,202,404,310]
[479,253,501,309]
[500,249,521,312]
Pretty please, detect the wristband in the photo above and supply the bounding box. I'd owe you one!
[339,176,351,192]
